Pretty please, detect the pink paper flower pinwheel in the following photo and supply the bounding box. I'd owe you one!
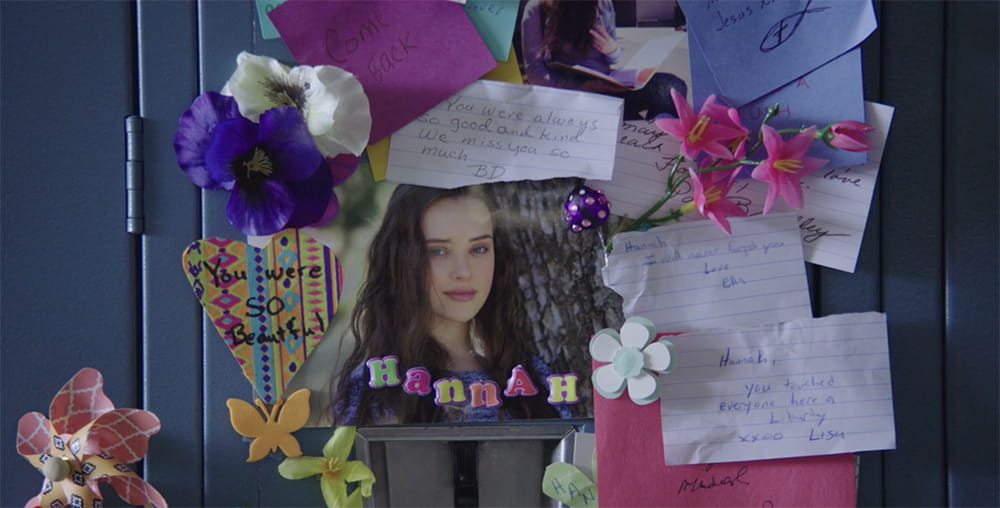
[16,367,167,508]
[752,125,828,213]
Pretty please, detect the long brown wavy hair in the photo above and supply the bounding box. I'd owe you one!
[540,0,601,60]
[331,184,559,424]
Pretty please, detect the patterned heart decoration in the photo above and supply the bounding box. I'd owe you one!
[182,230,343,403]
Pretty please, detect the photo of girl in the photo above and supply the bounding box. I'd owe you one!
[331,184,573,424]
[520,0,688,120]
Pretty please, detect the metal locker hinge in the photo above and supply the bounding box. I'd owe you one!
[125,115,144,234]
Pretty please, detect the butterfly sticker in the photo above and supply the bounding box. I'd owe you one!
[227,388,311,462]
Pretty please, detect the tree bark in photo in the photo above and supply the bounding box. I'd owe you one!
[485,178,624,417]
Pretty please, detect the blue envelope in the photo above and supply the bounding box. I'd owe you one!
[688,27,868,168]
[678,0,876,108]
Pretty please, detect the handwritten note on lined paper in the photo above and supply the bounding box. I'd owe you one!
[602,213,812,331]
[386,80,623,188]
[591,102,894,272]
[589,119,686,219]
[659,312,895,465]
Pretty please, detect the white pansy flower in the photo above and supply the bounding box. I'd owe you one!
[224,52,371,157]
[590,316,675,405]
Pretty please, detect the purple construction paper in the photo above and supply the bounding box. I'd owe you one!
[688,29,867,168]
[679,0,875,108]
[269,0,497,143]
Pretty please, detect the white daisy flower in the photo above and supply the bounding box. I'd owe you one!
[224,52,371,157]
[590,316,675,405]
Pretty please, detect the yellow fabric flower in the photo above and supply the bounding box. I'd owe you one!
[278,426,375,508]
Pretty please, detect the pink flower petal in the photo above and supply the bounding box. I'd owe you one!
[87,408,161,464]
[49,368,114,435]
[16,412,52,455]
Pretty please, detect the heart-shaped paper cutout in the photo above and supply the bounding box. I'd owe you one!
[182,230,343,403]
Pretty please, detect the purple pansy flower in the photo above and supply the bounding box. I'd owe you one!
[203,106,325,236]
[173,92,241,190]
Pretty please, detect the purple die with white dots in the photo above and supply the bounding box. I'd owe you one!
[564,185,610,232]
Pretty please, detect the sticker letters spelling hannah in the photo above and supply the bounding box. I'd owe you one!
[364,355,580,408]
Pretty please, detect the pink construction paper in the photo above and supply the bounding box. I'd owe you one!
[269,0,497,143]
[594,359,857,507]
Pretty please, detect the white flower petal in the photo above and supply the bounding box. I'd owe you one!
[642,340,674,373]
[225,52,292,121]
[627,371,661,405]
[592,364,626,399]
[620,316,656,349]
[589,330,622,362]
[290,66,337,134]
[285,65,372,157]
[311,66,371,156]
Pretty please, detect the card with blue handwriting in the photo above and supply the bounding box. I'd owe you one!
[658,312,895,464]
[602,212,812,331]
[677,0,876,108]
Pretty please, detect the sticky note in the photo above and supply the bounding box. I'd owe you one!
[269,0,497,143]
[255,0,284,39]
[659,312,895,464]
[602,213,813,331]
[543,463,597,507]
[386,80,623,188]
[481,45,523,84]
[464,0,519,61]
[366,138,390,182]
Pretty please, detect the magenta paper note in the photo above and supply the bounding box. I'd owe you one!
[594,371,857,507]
[269,0,497,143]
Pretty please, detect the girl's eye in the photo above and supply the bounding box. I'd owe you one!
[471,245,491,255]
[429,247,447,257]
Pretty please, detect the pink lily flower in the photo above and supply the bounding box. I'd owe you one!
[699,102,750,183]
[684,166,747,234]
[656,89,746,161]
[822,120,874,152]
[752,125,828,213]
[704,102,750,168]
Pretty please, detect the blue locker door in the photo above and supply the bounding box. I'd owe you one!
[134,1,204,506]
[0,1,140,502]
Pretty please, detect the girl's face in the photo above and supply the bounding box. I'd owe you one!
[421,195,495,330]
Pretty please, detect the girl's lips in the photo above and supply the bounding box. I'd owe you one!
[443,289,476,301]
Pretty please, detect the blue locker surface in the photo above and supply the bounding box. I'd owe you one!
[135,0,204,505]
[1,0,996,506]
[0,1,140,503]
[941,2,1000,506]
